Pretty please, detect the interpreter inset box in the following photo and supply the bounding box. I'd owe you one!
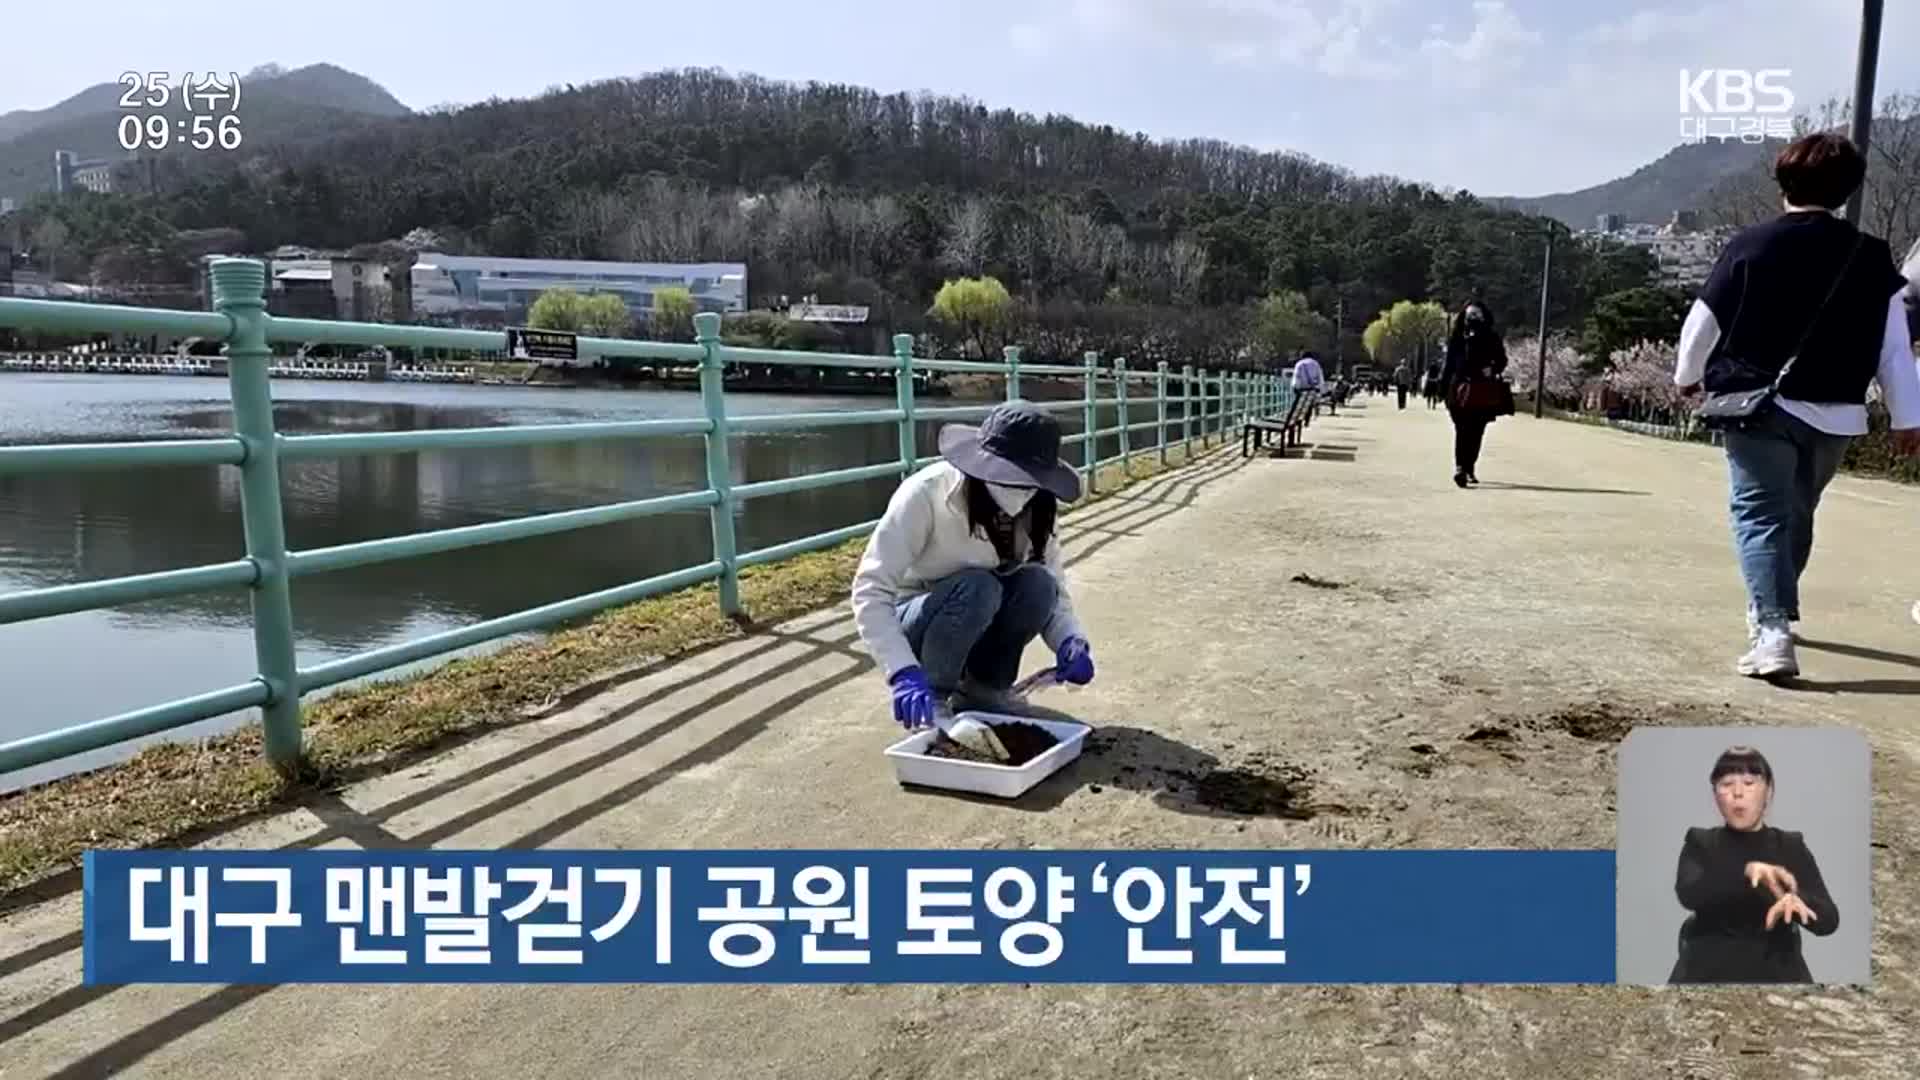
[1616,727,1871,986]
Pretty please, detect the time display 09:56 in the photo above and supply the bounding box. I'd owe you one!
[118,112,242,152]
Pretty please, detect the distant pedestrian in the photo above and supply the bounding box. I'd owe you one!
[1674,133,1920,680]
[1424,360,1443,408]
[1292,350,1325,418]
[1393,360,1412,409]
[1442,299,1512,487]
[1904,237,1920,631]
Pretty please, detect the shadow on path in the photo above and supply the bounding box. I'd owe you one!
[1472,481,1650,496]
[1797,638,1920,670]
[1781,678,1920,697]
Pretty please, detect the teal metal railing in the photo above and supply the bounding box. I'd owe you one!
[0,257,1290,777]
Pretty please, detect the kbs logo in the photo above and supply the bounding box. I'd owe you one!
[1677,69,1794,146]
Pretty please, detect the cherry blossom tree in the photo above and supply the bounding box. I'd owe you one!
[1506,334,1585,408]
[1604,340,1684,423]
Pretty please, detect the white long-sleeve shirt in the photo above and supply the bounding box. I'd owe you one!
[1674,291,1920,434]
[849,461,1086,680]
[1673,204,1920,435]
[1291,356,1324,390]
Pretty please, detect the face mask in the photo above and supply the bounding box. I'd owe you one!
[986,481,1036,517]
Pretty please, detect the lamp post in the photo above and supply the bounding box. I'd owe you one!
[1843,0,1885,225]
[1533,224,1554,418]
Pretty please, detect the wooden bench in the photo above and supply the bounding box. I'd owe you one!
[1241,389,1318,458]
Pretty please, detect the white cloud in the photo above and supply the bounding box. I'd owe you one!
[1579,8,1717,47]
[1059,0,1408,80]
[1008,23,1051,57]
[1419,1,1542,87]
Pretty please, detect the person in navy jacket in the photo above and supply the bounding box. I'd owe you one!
[1674,133,1920,679]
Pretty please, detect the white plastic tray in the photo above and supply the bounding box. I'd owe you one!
[884,713,1091,798]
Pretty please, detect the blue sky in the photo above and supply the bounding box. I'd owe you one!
[1,0,1914,196]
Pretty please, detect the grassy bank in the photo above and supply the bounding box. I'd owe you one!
[0,436,1231,901]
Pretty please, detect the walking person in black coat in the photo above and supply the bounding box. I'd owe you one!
[1441,300,1510,487]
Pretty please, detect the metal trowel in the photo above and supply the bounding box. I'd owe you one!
[1012,665,1069,696]
[934,709,1010,762]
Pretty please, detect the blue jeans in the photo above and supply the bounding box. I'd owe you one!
[1724,406,1850,624]
[897,565,1057,692]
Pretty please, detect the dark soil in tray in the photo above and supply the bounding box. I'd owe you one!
[923,721,1062,767]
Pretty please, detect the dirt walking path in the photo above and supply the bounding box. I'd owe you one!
[4,399,1920,1079]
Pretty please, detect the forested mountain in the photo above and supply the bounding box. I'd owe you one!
[4,67,1663,367]
[0,64,411,200]
[1491,140,1774,228]
[1496,100,1920,247]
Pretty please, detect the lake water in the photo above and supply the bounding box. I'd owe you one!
[0,374,1163,790]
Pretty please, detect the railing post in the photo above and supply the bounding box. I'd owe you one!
[1195,367,1207,446]
[1003,344,1021,401]
[1082,351,1099,493]
[894,333,918,477]
[1115,357,1130,477]
[1205,369,1215,442]
[1225,372,1234,433]
[695,312,741,618]
[1182,364,1195,453]
[213,258,302,773]
[1156,361,1169,466]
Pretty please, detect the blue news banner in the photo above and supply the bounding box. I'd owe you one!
[83,850,1616,984]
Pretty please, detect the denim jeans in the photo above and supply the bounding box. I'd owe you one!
[897,564,1057,692]
[1724,405,1851,623]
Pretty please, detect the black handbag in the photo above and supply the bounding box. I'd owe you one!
[1695,231,1864,431]
[1450,374,1515,417]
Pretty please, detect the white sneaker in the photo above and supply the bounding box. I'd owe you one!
[1737,621,1799,680]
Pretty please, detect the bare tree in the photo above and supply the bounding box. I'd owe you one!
[1705,94,1920,254]
[942,199,993,276]
[1864,93,1920,256]
[1164,238,1208,306]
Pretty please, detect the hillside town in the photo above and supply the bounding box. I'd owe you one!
[1582,210,1733,288]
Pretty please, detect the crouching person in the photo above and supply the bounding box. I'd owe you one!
[851,401,1097,730]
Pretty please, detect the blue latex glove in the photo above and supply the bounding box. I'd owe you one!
[1055,637,1095,686]
[889,666,936,729]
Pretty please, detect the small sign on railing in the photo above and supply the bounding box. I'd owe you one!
[506,327,579,362]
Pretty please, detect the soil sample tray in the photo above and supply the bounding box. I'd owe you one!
[885,714,1091,799]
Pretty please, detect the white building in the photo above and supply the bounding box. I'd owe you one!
[53,150,116,195]
[1580,219,1731,289]
[410,254,747,323]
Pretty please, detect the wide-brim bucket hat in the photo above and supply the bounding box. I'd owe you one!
[937,400,1083,503]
